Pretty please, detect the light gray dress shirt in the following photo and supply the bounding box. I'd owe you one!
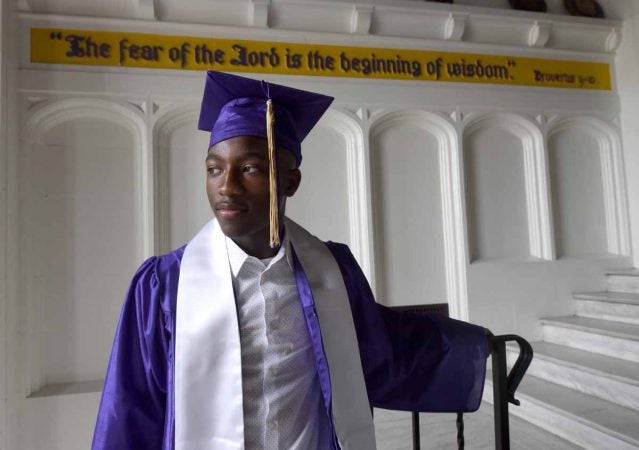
[225,236,332,449]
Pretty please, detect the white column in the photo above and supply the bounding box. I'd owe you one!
[616,4,639,267]
[0,0,8,447]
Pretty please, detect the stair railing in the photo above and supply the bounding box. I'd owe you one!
[388,304,534,450]
[490,334,534,450]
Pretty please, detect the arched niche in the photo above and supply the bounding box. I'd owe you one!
[463,113,551,262]
[369,109,468,320]
[22,97,147,393]
[547,116,629,257]
[153,104,212,253]
[286,108,370,277]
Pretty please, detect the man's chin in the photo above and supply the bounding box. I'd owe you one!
[215,220,245,239]
[214,218,261,241]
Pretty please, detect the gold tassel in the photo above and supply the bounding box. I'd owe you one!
[266,98,280,248]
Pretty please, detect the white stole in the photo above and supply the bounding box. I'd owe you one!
[175,218,375,450]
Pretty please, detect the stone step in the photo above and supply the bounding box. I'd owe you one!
[606,269,639,294]
[506,341,639,411]
[574,292,639,325]
[484,373,639,450]
[540,316,639,363]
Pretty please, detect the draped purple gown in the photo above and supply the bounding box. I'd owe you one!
[92,242,488,449]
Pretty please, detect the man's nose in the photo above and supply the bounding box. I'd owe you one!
[219,169,244,197]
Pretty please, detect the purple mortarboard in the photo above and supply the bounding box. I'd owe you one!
[198,70,334,167]
[198,70,334,247]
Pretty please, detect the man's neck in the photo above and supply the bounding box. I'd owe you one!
[231,236,280,260]
[226,217,287,259]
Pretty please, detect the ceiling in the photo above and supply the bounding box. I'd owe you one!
[16,0,633,22]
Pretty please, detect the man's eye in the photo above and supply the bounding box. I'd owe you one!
[243,165,260,173]
[207,166,221,176]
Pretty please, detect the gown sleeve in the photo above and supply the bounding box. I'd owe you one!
[326,242,488,413]
[92,256,171,449]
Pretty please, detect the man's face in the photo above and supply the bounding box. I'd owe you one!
[205,135,301,252]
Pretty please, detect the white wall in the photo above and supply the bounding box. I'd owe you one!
[371,121,447,305]
[288,117,354,247]
[465,121,530,261]
[21,114,141,385]
[0,0,8,448]
[161,121,212,250]
[616,3,639,269]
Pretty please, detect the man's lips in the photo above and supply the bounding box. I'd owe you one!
[215,202,248,217]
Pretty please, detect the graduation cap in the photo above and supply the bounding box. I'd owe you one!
[198,70,334,247]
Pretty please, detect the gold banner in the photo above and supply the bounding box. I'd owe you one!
[31,28,612,90]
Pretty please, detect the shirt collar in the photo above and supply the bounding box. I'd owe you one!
[225,232,293,278]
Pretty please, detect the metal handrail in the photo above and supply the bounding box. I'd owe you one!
[386,304,534,450]
[490,334,534,450]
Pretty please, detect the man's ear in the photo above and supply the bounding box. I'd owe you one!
[284,168,301,197]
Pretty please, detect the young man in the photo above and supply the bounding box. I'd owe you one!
[92,71,489,450]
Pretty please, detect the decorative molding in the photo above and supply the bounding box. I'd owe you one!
[18,0,622,54]
[356,107,377,296]
[136,0,156,20]
[450,109,463,123]
[356,107,369,122]
[319,109,370,282]
[368,108,385,119]
[547,116,630,256]
[444,12,466,41]
[369,109,468,321]
[547,113,561,124]
[269,1,354,34]
[126,99,147,114]
[152,103,200,254]
[21,96,150,395]
[535,113,547,126]
[25,96,47,110]
[250,0,270,28]
[605,27,621,52]
[152,100,174,116]
[16,0,31,11]
[350,4,373,35]
[528,20,551,47]
[463,112,554,261]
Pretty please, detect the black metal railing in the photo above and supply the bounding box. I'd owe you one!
[491,334,534,450]
[388,304,533,450]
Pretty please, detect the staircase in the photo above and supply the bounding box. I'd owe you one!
[485,269,639,450]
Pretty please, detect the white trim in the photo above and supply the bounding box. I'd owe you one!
[605,27,622,52]
[547,116,631,256]
[319,108,371,280]
[17,7,621,62]
[445,13,467,42]
[152,103,200,253]
[350,4,373,35]
[357,106,378,296]
[463,112,553,261]
[136,0,156,20]
[0,0,9,447]
[250,0,270,28]
[369,109,469,320]
[528,21,551,48]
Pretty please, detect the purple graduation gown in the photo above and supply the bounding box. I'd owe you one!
[92,242,488,450]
